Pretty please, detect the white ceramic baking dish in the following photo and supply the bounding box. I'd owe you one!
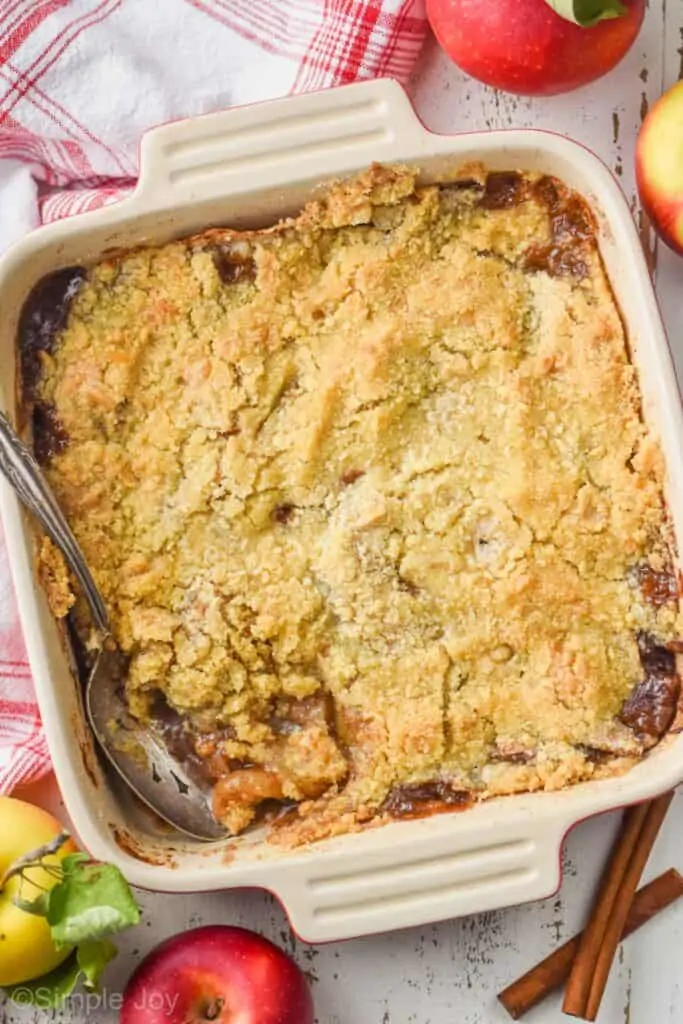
[1,79,682,943]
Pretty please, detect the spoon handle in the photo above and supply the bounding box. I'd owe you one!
[0,411,110,634]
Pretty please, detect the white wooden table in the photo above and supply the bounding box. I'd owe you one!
[6,6,683,1021]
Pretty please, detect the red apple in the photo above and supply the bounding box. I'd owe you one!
[426,0,645,96]
[636,81,683,256]
[120,926,314,1024]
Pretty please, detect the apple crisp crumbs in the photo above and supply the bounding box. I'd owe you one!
[21,163,682,845]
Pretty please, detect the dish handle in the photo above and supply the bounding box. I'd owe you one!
[135,79,430,209]
[271,817,569,943]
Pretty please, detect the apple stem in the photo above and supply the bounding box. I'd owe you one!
[0,830,71,891]
[203,998,225,1020]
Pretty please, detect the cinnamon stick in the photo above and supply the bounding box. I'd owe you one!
[583,791,675,1020]
[563,791,675,1021]
[561,800,649,1015]
[498,868,683,1020]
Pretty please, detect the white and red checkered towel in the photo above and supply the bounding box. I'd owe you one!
[0,0,428,794]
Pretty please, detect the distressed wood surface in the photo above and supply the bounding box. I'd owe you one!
[4,4,683,1021]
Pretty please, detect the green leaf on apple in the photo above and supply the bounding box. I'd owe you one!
[60,852,91,875]
[48,862,141,948]
[544,0,627,25]
[2,839,140,1005]
[77,938,118,989]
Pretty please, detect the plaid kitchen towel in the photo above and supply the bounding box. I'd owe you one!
[0,0,428,793]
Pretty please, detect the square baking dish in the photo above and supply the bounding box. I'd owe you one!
[1,79,682,943]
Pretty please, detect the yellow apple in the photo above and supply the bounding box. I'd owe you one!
[0,796,77,987]
[636,80,683,255]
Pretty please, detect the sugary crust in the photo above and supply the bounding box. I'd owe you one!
[27,164,682,846]
[37,537,75,619]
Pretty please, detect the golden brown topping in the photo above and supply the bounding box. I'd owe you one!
[36,537,75,619]
[24,164,682,848]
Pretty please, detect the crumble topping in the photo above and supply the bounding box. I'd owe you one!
[21,164,682,844]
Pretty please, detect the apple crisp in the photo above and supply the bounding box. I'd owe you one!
[19,164,683,845]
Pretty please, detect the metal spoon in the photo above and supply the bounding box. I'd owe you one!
[0,411,227,841]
